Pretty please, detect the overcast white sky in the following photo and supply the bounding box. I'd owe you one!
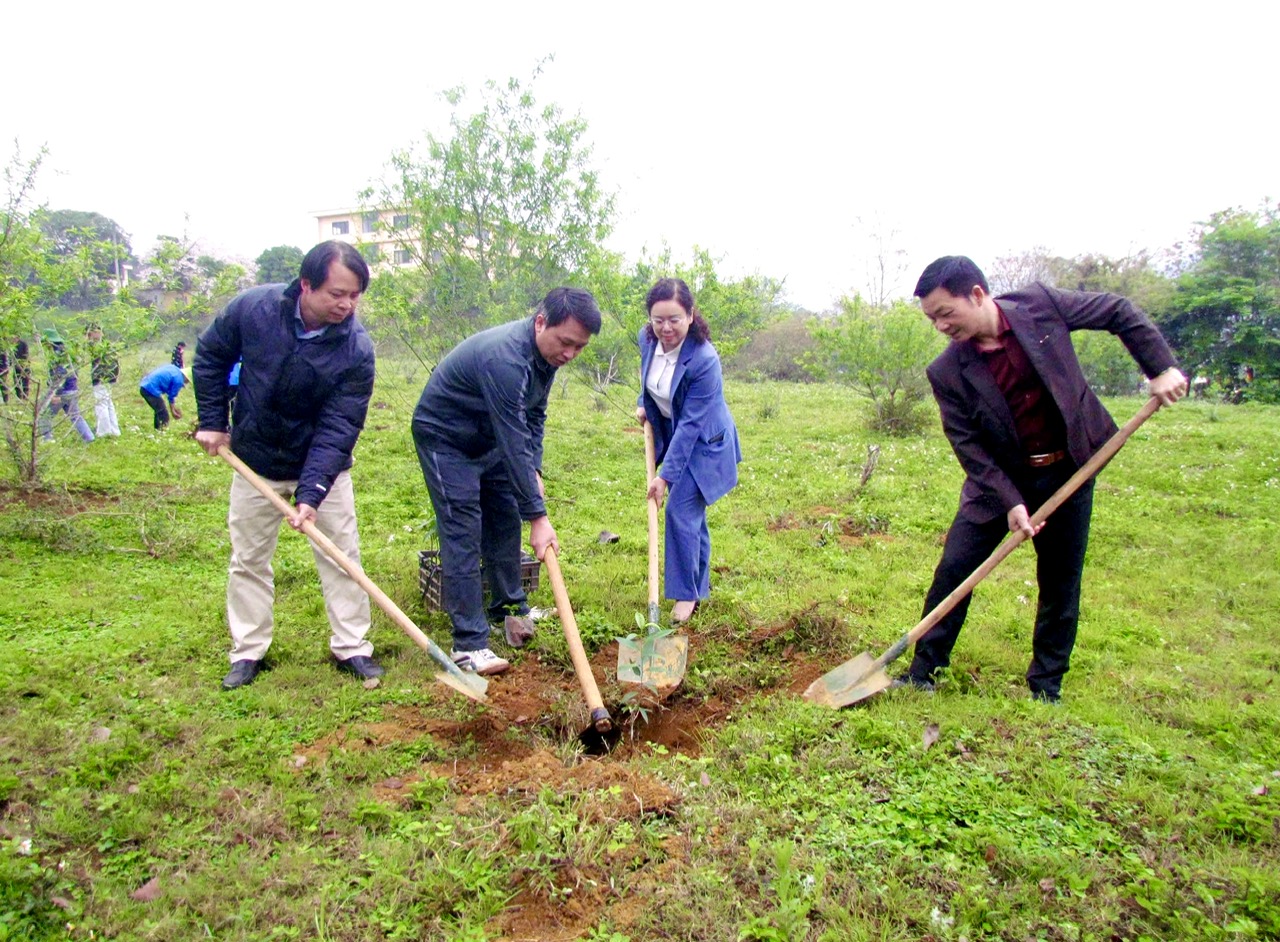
[6,1,1276,311]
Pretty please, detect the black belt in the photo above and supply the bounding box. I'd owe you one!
[1027,450,1067,468]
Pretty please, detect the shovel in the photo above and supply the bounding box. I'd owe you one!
[617,421,690,688]
[542,544,617,753]
[217,446,488,704]
[803,397,1162,709]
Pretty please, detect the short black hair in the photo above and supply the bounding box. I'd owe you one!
[914,256,989,299]
[538,287,602,335]
[299,240,371,293]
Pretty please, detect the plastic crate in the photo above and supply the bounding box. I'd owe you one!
[418,550,541,612]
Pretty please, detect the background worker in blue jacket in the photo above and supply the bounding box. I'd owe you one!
[411,288,601,676]
[636,278,741,624]
[138,363,187,430]
[193,241,382,691]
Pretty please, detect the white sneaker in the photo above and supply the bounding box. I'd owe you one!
[451,647,511,676]
[527,606,554,621]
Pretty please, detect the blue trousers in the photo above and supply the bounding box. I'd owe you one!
[664,473,711,601]
[908,462,1094,697]
[412,436,529,652]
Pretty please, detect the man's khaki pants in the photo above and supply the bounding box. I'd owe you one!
[226,469,373,663]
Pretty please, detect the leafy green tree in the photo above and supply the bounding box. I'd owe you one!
[254,245,304,284]
[140,234,248,334]
[627,246,785,361]
[986,248,1177,396]
[1160,204,1280,402]
[727,313,819,382]
[1,145,154,484]
[35,209,135,311]
[569,244,786,416]
[809,296,944,435]
[1,146,55,335]
[360,61,616,364]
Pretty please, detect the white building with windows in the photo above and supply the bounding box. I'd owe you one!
[311,207,416,267]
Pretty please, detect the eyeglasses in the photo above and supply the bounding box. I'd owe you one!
[650,315,687,329]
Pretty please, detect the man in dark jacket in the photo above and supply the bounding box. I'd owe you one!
[0,339,29,402]
[411,288,600,676]
[193,241,381,690]
[900,256,1187,703]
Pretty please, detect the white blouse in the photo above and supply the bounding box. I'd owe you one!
[644,339,685,419]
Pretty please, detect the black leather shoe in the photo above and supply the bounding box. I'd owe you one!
[334,655,385,680]
[221,659,263,690]
[888,673,936,693]
[1031,689,1061,705]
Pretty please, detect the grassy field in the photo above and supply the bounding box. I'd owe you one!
[1,365,1278,941]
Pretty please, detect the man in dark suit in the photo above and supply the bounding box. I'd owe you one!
[900,256,1187,702]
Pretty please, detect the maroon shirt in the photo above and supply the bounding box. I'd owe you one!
[977,307,1067,457]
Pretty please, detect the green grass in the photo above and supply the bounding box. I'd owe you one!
[1,367,1277,941]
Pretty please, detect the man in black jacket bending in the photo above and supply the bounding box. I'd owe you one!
[412,288,600,676]
[194,241,382,690]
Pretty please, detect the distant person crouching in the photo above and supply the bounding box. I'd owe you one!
[139,363,187,430]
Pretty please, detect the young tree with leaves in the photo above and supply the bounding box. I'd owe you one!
[809,295,944,434]
[1161,203,1280,402]
[360,61,616,366]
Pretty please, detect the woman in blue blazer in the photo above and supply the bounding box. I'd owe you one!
[635,279,742,623]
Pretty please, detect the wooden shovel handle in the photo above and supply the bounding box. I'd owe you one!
[643,422,661,611]
[542,545,612,732]
[875,396,1163,670]
[215,445,486,701]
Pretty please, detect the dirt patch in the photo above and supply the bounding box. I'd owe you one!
[494,875,606,942]
[0,483,120,515]
[286,607,849,937]
[766,512,803,532]
[0,482,184,517]
[299,606,844,798]
[767,506,892,543]
[444,748,678,819]
[491,830,690,941]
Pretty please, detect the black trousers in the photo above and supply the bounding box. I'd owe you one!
[411,429,529,652]
[908,462,1094,697]
[141,391,170,429]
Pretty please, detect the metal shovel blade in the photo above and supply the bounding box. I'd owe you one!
[434,670,490,703]
[802,652,893,708]
[617,634,689,689]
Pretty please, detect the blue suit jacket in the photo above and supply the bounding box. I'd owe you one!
[638,328,741,504]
